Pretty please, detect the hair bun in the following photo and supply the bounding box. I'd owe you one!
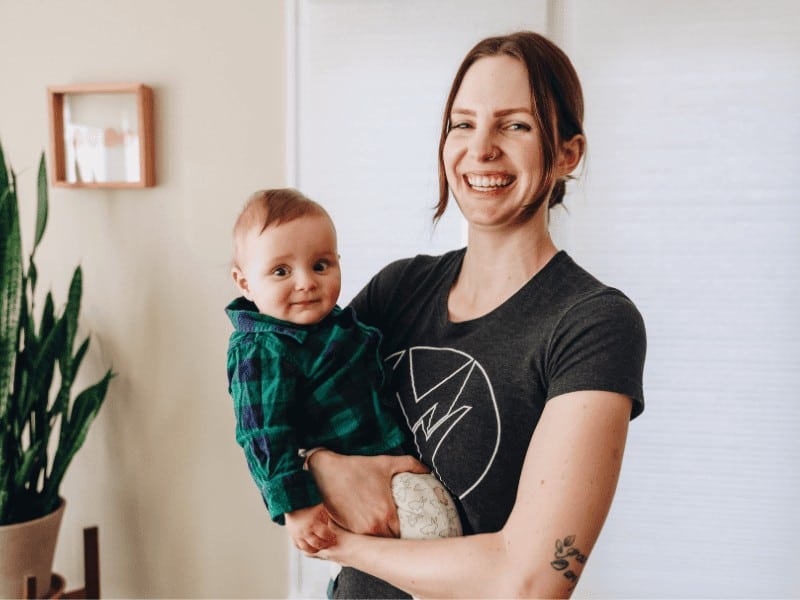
[549,178,567,208]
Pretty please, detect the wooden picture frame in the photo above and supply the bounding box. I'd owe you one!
[48,83,155,188]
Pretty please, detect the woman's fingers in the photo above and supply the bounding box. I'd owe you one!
[309,451,430,537]
[310,452,398,536]
[388,454,430,476]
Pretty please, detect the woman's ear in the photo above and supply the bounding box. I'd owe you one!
[557,134,585,177]
[231,267,251,298]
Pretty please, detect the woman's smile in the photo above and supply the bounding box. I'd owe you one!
[464,172,515,192]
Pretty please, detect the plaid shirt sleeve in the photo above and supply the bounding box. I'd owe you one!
[227,339,322,525]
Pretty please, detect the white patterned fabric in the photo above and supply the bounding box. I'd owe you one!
[391,472,462,539]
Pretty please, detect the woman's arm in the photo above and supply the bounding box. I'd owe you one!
[308,451,429,537]
[317,390,632,598]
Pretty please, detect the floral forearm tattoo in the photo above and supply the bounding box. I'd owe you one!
[551,535,587,590]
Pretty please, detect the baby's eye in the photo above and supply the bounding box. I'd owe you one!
[272,266,289,277]
[313,260,330,273]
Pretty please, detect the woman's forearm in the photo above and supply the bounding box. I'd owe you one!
[327,529,542,599]
[319,392,633,599]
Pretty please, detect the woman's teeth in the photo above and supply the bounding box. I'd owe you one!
[466,175,513,190]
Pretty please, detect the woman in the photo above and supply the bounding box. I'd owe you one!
[308,31,646,598]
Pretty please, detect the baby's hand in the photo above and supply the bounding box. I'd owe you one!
[285,503,337,553]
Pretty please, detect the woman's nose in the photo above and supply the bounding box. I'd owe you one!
[469,127,500,162]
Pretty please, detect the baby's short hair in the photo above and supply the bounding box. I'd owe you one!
[232,188,329,265]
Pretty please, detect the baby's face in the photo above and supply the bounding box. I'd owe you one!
[234,214,341,325]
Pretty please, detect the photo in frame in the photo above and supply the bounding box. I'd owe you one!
[48,83,155,188]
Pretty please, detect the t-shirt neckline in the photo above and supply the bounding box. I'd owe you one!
[439,249,568,327]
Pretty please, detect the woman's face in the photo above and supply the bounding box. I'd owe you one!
[443,55,544,230]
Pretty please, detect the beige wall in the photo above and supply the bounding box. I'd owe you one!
[0,1,289,597]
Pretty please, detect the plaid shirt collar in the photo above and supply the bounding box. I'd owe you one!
[225,296,344,343]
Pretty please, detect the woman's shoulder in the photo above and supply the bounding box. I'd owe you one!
[544,253,647,417]
[350,249,464,326]
[542,252,646,340]
[375,248,465,284]
[549,252,640,309]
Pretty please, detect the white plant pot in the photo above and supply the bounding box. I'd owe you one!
[0,498,65,599]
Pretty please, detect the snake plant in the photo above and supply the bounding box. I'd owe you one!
[0,139,113,526]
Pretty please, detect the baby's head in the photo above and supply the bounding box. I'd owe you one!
[231,188,341,326]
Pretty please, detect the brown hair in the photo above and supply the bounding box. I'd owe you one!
[435,31,585,223]
[232,188,329,265]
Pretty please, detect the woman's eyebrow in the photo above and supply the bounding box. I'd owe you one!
[494,107,534,117]
[450,107,534,117]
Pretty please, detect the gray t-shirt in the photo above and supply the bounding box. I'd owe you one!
[333,249,646,599]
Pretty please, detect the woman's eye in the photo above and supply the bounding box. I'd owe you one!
[507,122,532,131]
[313,260,329,273]
[450,121,472,130]
[272,266,289,277]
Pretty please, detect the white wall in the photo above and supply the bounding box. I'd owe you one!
[0,1,290,597]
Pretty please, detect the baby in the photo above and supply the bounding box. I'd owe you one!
[225,188,461,552]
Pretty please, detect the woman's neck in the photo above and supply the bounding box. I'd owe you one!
[448,223,558,322]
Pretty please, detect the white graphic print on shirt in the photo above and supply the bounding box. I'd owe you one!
[387,346,501,500]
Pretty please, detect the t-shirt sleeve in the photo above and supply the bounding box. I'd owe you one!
[349,257,413,329]
[228,342,322,523]
[545,290,647,419]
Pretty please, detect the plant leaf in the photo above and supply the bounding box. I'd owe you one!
[63,266,82,363]
[34,153,48,249]
[13,441,44,489]
[27,260,37,299]
[71,336,90,375]
[43,370,113,508]
[39,292,55,340]
[0,487,9,524]
[50,336,89,422]
[20,317,65,419]
[0,162,22,421]
[0,138,8,191]
[0,257,22,411]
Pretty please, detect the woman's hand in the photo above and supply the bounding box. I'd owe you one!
[308,450,429,537]
[313,520,351,563]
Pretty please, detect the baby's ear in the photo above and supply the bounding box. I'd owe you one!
[231,267,250,297]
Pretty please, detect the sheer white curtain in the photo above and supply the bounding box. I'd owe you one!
[559,1,800,596]
[288,1,800,597]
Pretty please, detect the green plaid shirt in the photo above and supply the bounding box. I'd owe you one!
[225,297,407,524]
